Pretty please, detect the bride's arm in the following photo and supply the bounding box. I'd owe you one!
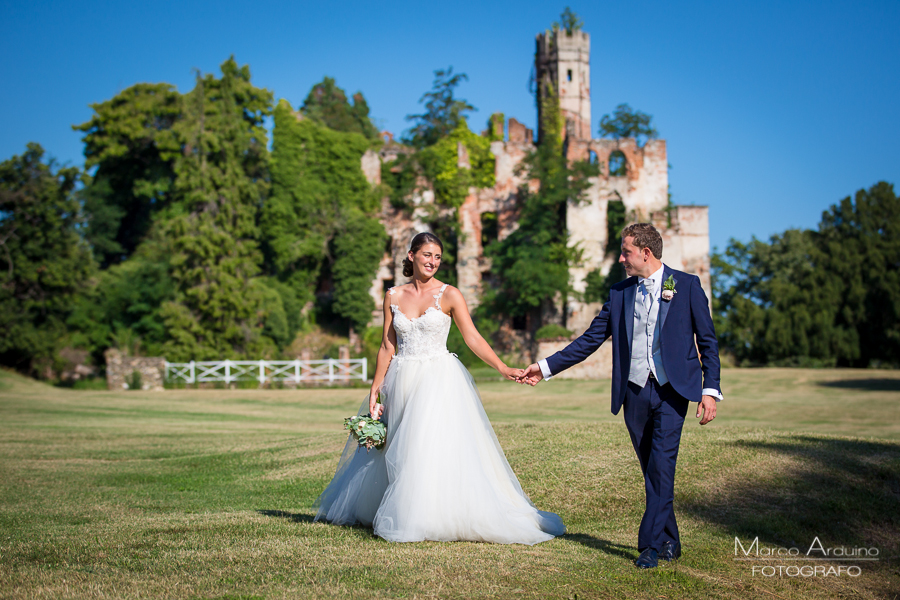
[369,292,398,419]
[442,287,522,381]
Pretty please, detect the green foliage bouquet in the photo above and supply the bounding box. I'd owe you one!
[344,414,386,452]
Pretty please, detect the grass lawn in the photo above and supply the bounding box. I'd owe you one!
[1,367,898,599]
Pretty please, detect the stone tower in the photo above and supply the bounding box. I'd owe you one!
[535,28,592,142]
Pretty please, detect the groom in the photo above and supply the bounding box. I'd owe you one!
[518,223,722,569]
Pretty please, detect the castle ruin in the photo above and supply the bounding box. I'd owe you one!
[361,26,712,377]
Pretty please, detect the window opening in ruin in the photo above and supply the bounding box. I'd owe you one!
[512,315,527,331]
[589,150,598,165]
[385,237,393,254]
[609,151,627,177]
[481,212,499,247]
[567,69,572,82]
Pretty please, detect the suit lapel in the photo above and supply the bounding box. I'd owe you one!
[624,277,637,347]
[659,265,676,333]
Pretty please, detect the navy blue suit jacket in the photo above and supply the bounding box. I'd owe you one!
[546,265,721,415]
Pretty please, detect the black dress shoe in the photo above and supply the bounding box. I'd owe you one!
[660,540,682,561]
[634,548,658,569]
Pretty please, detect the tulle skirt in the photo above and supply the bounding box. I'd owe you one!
[313,352,565,545]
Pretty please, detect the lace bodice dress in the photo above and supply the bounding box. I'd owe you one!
[389,284,453,362]
[314,283,565,544]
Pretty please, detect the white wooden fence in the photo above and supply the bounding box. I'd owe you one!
[164,359,367,385]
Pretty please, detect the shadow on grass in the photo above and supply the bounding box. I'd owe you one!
[817,378,900,392]
[257,509,376,537]
[257,509,317,523]
[564,533,636,560]
[681,435,900,564]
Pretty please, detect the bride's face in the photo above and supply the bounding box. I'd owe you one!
[409,243,442,278]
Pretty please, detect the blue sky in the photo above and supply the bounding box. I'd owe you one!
[2,0,897,252]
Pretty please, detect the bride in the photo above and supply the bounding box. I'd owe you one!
[314,232,565,544]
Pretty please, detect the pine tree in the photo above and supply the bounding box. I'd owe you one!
[159,58,276,360]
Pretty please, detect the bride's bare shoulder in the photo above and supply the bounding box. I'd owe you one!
[390,283,414,295]
[441,285,466,304]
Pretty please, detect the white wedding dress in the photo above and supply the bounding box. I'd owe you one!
[314,284,565,544]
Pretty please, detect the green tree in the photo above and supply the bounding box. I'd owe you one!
[300,76,380,140]
[817,181,900,366]
[404,67,475,149]
[73,83,182,266]
[599,104,658,147]
[485,90,598,330]
[159,57,276,360]
[262,98,384,335]
[67,235,176,363]
[553,7,584,35]
[714,182,900,368]
[331,213,387,333]
[0,144,95,376]
[713,230,844,367]
[417,118,495,208]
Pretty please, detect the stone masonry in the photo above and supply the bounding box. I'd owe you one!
[104,349,166,391]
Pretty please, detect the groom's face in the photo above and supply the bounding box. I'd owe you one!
[619,236,649,277]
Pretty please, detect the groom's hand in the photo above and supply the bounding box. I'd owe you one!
[516,363,543,386]
[697,395,717,425]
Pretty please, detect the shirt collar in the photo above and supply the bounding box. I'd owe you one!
[639,264,665,289]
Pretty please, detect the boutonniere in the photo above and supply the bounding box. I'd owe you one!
[661,275,677,301]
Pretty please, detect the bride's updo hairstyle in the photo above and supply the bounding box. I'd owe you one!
[402,232,444,278]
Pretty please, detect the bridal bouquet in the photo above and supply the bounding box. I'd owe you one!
[344,391,386,451]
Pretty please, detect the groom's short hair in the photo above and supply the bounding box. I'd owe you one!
[622,223,663,259]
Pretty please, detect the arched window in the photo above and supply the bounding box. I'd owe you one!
[609,151,627,177]
[588,150,598,165]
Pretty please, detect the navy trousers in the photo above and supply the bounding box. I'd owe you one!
[623,376,689,552]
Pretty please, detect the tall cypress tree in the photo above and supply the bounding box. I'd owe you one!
[159,57,276,360]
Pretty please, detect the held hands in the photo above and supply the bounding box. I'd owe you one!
[500,365,525,382]
[697,395,717,425]
[516,363,543,386]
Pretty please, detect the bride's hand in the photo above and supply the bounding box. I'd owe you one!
[500,365,524,382]
[369,389,383,420]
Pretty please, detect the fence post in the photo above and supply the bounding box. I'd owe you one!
[294,359,300,384]
[339,347,350,384]
[362,358,367,382]
[258,359,266,386]
[225,360,231,385]
[328,359,335,384]
[300,350,311,384]
[189,360,195,384]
